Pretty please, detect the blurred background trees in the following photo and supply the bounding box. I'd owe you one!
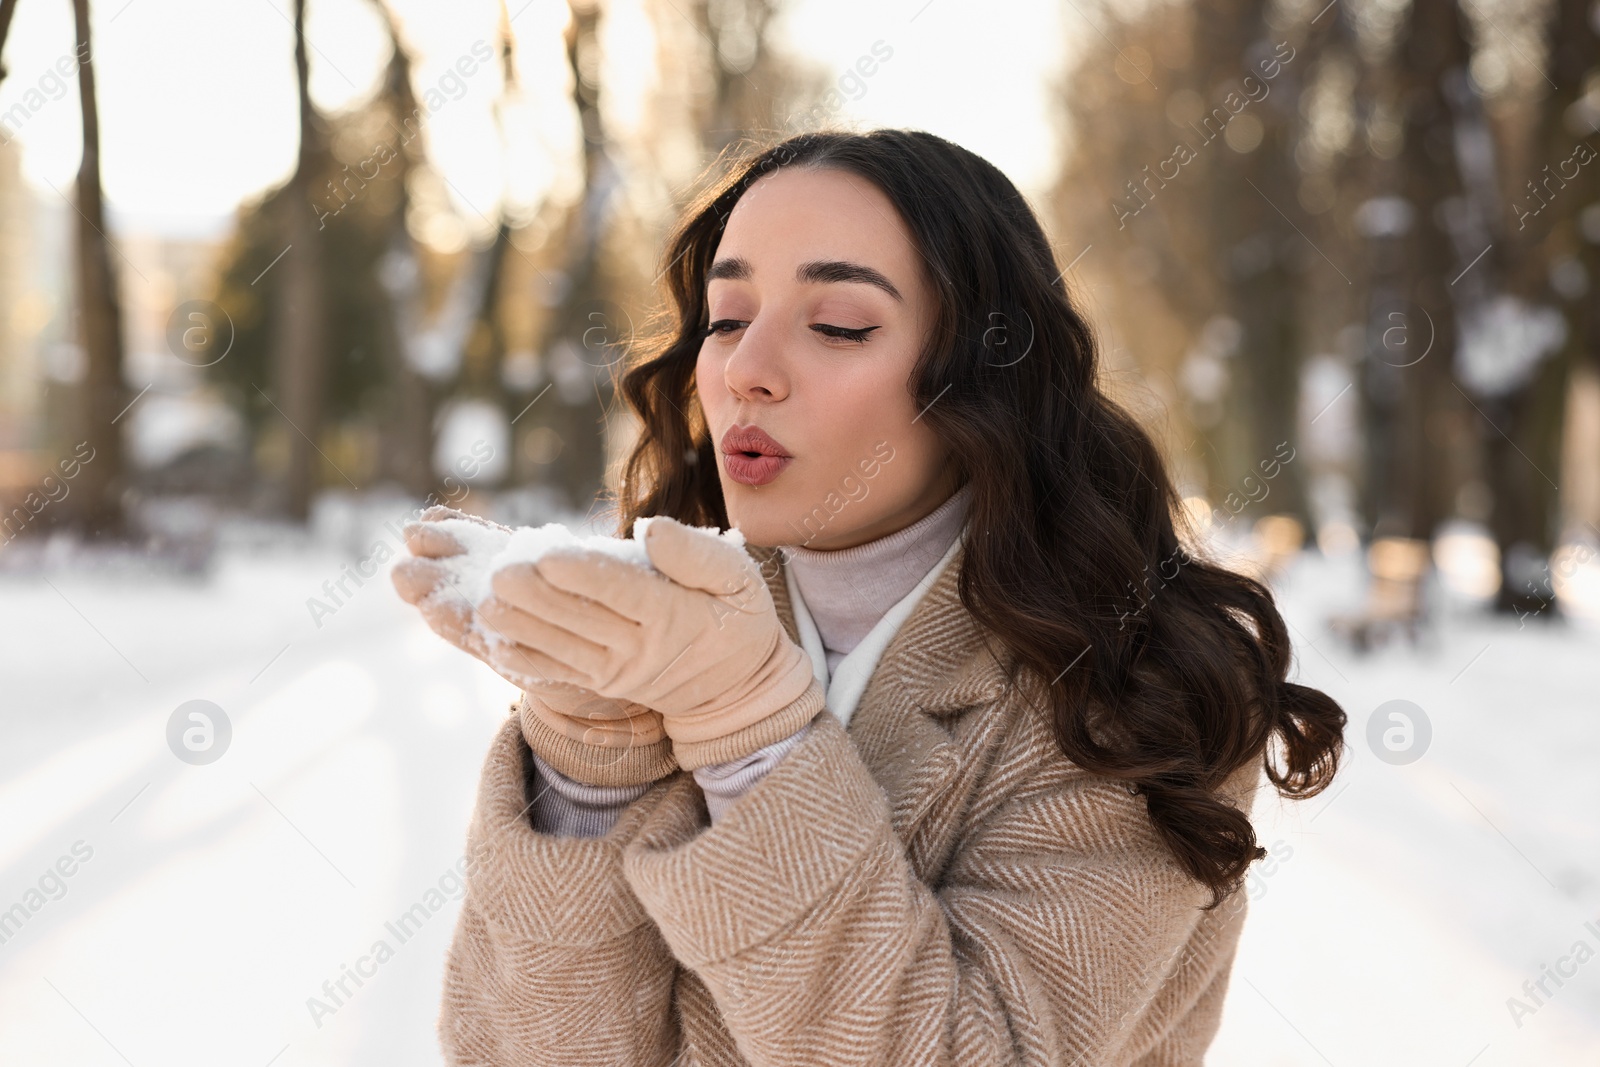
[0,0,1597,622]
[1055,0,1600,619]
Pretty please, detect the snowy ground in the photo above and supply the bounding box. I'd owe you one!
[1,514,1597,1066]
[1208,547,1600,1067]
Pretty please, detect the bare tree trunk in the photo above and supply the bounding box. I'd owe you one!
[694,0,781,155]
[366,1,438,496]
[67,0,127,535]
[463,221,512,402]
[271,0,328,520]
[1358,0,1471,544]
[522,0,615,512]
[0,0,21,90]
[1476,0,1599,613]
[374,229,439,496]
[1196,0,1310,525]
[459,10,517,438]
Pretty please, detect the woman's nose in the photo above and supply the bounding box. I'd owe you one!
[721,318,790,402]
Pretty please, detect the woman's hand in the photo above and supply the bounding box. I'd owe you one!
[482,515,817,759]
[389,506,511,666]
[390,506,666,750]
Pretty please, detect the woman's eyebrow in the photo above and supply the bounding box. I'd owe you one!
[707,256,904,303]
[796,259,904,302]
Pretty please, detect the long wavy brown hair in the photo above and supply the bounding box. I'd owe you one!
[609,128,1346,908]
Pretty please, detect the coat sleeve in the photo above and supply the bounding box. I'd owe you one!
[438,716,710,1067]
[617,708,1249,1066]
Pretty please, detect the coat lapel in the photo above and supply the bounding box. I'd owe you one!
[753,543,1014,855]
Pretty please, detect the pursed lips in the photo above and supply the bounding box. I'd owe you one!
[720,424,792,486]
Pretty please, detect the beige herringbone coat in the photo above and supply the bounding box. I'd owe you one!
[438,544,1262,1066]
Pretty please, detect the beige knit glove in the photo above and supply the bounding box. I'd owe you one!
[391,506,675,786]
[484,515,823,770]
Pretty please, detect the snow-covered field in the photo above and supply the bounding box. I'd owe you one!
[1,517,1597,1066]
[1208,551,1600,1066]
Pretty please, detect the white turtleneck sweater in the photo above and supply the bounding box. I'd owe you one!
[528,484,973,836]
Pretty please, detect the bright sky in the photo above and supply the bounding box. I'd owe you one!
[0,0,1067,237]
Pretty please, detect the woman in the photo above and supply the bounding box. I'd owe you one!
[393,128,1347,1066]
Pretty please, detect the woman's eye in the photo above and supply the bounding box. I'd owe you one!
[702,320,880,344]
[703,319,746,338]
[812,323,881,344]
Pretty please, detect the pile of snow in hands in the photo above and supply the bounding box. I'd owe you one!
[422,515,745,608]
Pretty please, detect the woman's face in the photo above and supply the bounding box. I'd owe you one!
[695,165,960,551]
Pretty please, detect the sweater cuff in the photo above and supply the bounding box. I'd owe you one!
[517,692,679,787]
[669,677,827,771]
[529,750,652,837]
[693,719,815,825]
[622,711,885,967]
